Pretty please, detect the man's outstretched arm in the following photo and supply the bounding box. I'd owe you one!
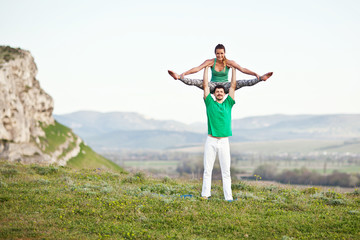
[228,67,236,100]
[203,66,210,99]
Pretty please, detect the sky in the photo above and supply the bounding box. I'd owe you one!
[1,0,359,124]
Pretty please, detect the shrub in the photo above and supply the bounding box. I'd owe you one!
[254,166,358,188]
[0,46,23,62]
[0,179,8,188]
[122,172,146,184]
[31,165,58,175]
[235,191,263,201]
[327,199,347,206]
[162,176,175,184]
[0,168,18,177]
[231,182,254,191]
[253,164,278,180]
[302,187,320,195]
[350,189,360,196]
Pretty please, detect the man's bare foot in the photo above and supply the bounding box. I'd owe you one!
[168,70,180,80]
[261,72,273,81]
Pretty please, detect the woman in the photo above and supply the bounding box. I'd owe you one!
[168,44,273,93]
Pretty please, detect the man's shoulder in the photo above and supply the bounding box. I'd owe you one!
[224,95,235,105]
[204,94,214,104]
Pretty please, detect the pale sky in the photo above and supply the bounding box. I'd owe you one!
[1,0,359,124]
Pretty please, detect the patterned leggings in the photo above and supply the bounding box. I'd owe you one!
[179,77,263,94]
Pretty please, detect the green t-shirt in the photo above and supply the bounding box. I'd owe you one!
[204,94,235,137]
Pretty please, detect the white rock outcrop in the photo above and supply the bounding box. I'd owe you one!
[0,47,80,165]
[0,49,54,142]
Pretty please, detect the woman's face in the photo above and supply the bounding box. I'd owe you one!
[215,49,225,62]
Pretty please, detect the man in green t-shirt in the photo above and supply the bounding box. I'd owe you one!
[201,67,272,201]
[201,66,237,201]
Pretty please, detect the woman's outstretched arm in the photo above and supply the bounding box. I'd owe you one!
[179,59,213,79]
[227,60,260,80]
[168,59,213,80]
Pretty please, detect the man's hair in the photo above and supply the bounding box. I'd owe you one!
[214,85,225,92]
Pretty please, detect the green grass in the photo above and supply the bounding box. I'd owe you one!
[123,161,178,167]
[0,162,359,239]
[36,121,124,173]
[38,121,73,154]
[67,143,125,173]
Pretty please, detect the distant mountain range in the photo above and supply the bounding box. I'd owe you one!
[54,111,360,151]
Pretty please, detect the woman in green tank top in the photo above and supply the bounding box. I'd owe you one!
[211,58,230,82]
[168,44,273,93]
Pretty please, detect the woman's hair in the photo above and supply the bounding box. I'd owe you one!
[214,44,226,53]
[215,44,227,71]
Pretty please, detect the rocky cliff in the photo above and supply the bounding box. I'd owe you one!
[0,46,81,165]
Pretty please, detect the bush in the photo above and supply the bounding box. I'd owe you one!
[162,176,175,184]
[327,199,347,206]
[325,171,352,187]
[31,165,58,175]
[0,46,23,62]
[0,179,8,188]
[0,168,18,177]
[302,187,320,195]
[350,189,360,196]
[254,165,359,188]
[253,164,278,180]
[231,182,255,191]
[122,171,146,184]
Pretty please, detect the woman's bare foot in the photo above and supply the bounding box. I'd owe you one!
[168,70,180,80]
[261,72,273,81]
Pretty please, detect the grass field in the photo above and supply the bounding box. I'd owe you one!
[162,139,360,176]
[115,157,360,178]
[122,160,178,174]
[1,161,359,239]
[66,142,125,173]
[170,139,360,154]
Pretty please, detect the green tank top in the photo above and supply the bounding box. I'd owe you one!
[211,58,229,82]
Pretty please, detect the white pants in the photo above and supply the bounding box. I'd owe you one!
[201,136,233,200]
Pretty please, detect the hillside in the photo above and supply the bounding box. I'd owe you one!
[39,120,124,172]
[0,161,359,239]
[0,46,123,172]
[55,111,360,150]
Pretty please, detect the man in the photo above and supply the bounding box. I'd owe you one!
[201,66,237,201]
[201,66,272,201]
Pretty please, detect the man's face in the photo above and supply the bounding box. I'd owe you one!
[214,88,225,101]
